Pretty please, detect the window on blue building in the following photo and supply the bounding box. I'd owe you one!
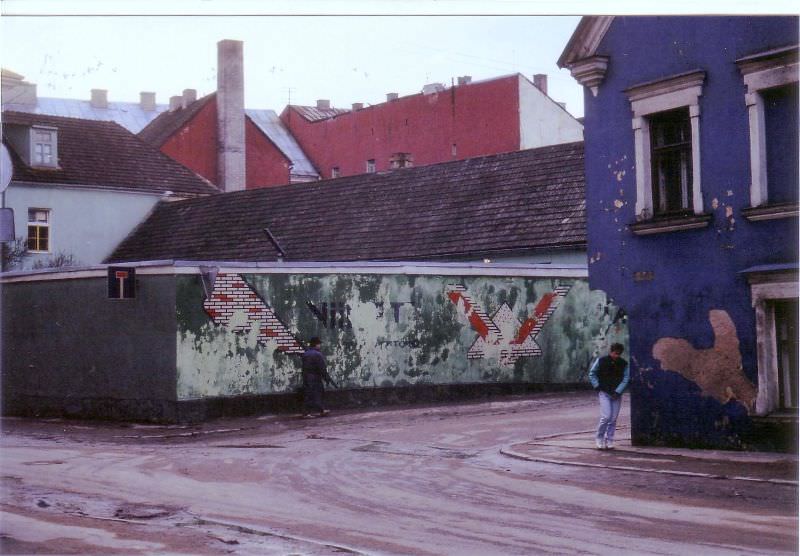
[649,108,693,215]
[763,83,799,205]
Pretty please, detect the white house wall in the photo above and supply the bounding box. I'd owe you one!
[518,77,584,150]
[5,183,162,269]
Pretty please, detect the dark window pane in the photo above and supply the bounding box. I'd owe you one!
[650,108,693,215]
[763,83,799,205]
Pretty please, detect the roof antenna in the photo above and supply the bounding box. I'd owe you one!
[263,227,286,261]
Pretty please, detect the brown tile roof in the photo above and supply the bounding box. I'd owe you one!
[3,111,218,197]
[137,93,216,147]
[288,104,351,122]
[107,142,585,263]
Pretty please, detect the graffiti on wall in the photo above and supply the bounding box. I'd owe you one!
[652,309,757,411]
[202,273,304,354]
[177,273,626,400]
[446,284,571,366]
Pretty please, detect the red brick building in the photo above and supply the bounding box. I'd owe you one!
[281,74,583,179]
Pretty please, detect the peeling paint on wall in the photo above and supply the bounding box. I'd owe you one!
[175,273,626,401]
[652,310,756,410]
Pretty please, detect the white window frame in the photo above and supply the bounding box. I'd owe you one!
[331,167,340,179]
[626,71,705,219]
[748,271,798,415]
[366,159,376,173]
[30,125,58,168]
[27,208,52,253]
[737,46,799,208]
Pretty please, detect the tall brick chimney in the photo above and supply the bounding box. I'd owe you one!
[217,39,246,192]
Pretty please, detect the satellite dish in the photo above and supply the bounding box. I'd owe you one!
[1,144,12,194]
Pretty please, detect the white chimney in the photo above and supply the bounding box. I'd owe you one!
[316,99,330,109]
[169,95,182,111]
[386,93,399,102]
[533,74,548,95]
[90,89,108,108]
[140,92,156,111]
[182,88,197,108]
[457,76,472,86]
[217,39,246,192]
[351,102,363,111]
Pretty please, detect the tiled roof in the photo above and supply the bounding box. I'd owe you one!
[107,142,585,263]
[288,105,350,122]
[2,111,218,197]
[2,97,169,134]
[138,94,216,147]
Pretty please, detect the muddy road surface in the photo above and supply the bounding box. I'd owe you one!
[1,391,797,554]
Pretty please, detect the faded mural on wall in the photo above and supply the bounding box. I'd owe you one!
[176,272,627,401]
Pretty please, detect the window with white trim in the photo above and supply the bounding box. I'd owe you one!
[30,125,58,168]
[626,70,706,225]
[27,208,51,252]
[737,46,799,213]
[331,166,340,178]
[366,159,376,173]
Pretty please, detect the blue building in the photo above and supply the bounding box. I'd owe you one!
[559,16,798,449]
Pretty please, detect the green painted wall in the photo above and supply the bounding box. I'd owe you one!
[176,273,627,400]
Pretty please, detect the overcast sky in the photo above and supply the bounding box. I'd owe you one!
[1,14,585,116]
[1,1,796,120]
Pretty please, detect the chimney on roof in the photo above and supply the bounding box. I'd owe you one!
[90,89,108,109]
[316,99,330,109]
[169,95,182,111]
[351,102,363,111]
[217,39,246,192]
[182,88,197,108]
[140,92,156,111]
[533,74,548,95]
[386,93,399,102]
[457,75,472,86]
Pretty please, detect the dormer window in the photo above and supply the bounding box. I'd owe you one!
[31,125,57,168]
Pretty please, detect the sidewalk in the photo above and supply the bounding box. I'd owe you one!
[501,427,799,485]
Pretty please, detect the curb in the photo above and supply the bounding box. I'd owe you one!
[499,446,799,486]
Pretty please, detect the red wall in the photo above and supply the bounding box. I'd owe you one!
[281,75,521,179]
[160,100,292,189]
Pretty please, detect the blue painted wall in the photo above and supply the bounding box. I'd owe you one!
[583,16,799,448]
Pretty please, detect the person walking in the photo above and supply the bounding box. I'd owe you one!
[588,343,629,450]
[300,337,337,418]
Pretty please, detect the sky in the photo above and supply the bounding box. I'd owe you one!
[1,13,585,116]
[1,1,796,120]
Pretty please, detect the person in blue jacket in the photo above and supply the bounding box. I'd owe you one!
[300,337,337,418]
[588,343,629,450]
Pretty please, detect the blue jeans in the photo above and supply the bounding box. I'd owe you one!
[596,391,622,443]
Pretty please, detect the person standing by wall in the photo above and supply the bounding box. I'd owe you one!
[300,337,337,418]
[588,343,630,449]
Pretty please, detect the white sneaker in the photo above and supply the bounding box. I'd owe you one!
[595,438,606,450]
[605,440,615,450]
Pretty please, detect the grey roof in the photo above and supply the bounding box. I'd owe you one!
[288,105,350,122]
[2,97,168,133]
[107,141,586,264]
[245,109,319,179]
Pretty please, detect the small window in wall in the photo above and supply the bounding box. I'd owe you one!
[331,167,340,178]
[366,159,376,173]
[649,107,693,215]
[31,126,57,168]
[451,143,457,157]
[27,208,51,252]
[774,299,798,410]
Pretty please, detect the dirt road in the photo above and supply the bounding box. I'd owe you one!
[1,391,797,554]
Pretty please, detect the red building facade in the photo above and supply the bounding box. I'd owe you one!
[281,74,583,179]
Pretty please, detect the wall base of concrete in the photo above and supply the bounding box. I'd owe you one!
[3,383,592,424]
[2,395,180,423]
[175,382,592,423]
